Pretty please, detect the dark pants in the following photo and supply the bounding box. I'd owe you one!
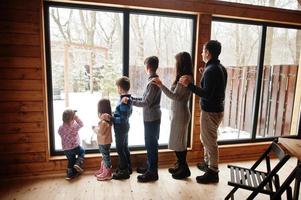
[114,123,131,170]
[64,146,85,169]
[175,150,187,165]
[99,144,111,168]
[144,119,161,173]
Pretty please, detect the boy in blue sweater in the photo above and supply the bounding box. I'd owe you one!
[112,76,133,180]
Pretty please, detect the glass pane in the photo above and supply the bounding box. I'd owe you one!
[211,21,261,141]
[49,7,123,150]
[257,27,301,138]
[129,14,194,146]
[218,0,301,11]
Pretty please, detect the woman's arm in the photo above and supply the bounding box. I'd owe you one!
[161,83,190,101]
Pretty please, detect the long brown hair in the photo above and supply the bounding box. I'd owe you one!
[173,52,193,85]
[97,99,112,117]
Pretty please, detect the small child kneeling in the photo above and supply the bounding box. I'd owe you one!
[93,99,113,181]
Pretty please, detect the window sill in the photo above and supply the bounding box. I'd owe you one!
[48,142,269,161]
[219,141,271,149]
[48,148,174,161]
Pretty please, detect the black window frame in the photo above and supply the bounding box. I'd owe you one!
[212,17,301,145]
[44,1,197,156]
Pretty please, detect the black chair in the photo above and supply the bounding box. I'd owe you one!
[225,140,291,200]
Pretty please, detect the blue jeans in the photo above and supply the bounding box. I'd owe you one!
[114,123,131,170]
[144,119,161,173]
[99,144,111,168]
[64,146,85,169]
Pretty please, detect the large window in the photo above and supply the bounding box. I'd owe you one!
[212,18,301,143]
[218,0,301,11]
[257,27,301,138]
[129,14,194,147]
[212,21,261,141]
[45,3,196,154]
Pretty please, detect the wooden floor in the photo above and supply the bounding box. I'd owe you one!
[0,159,300,200]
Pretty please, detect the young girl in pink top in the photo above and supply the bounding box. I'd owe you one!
[93,99,113,181]
[58,109,85,180]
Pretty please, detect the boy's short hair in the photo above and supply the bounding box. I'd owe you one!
[204,40,222,59]
[144,56,159,72]
[116,76,130,92]
[62,109,76,123]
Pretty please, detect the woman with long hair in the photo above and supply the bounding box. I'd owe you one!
[152,52,193,179]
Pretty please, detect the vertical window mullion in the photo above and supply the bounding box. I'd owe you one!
[123,11,130,77]
[251,25,267,140]
[44,4,57,156]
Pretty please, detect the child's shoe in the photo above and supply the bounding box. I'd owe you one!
[74,157,84,173]
[97,166,112,181]
[94,161,104,177]
[65,168,78,180]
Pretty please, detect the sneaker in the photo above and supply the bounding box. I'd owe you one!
[74,157,84,173]
[196,168,219,184]
[172,164,191,180]
[197,161,208,172]
[94,161,104,177]
[112,169,130,180]
[136,166,147,174]
[65,168,78,180]
[137,171,158,183]
[168,162,179,174]
[97,166,112,181]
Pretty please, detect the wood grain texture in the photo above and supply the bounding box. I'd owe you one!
[0,159,299,200]
[0,0,299,179]
[69,0,301,25]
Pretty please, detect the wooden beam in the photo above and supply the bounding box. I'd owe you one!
[0,57,41,68]
[0,68,42,80]
[0,112,44,123]
[0,102,44,113]
[66,0,301,25]
[0,122,45,134]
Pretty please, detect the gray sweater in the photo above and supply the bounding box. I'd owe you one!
[132,73,162,122]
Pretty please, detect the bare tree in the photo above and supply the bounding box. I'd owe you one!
[131,15,149,66]
[51,8,73,42]
[79,10,96,45]
[97,13,122,97]
[162,19,174,67]
[153,17,162,58]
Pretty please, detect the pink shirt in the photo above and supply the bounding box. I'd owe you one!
[58,118,84,151]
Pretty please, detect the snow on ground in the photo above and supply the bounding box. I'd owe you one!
[218,126,251,141]
[53,92,170,150]
[52,92,252,151]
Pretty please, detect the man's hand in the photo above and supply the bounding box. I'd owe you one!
[179,75,191,87]
[199,66,204,77]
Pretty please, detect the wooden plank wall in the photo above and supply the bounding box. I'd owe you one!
[0,0,300,178]
[0,0,50,176]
